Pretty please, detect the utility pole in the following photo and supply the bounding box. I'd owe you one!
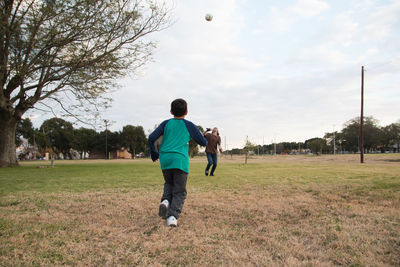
[273,133,277,155]
[333,131,336,155]
[104,119,110,160]
[224,136,226,153]
[262,136,264,156]
[360,66,365,163]
[333,124,336,155]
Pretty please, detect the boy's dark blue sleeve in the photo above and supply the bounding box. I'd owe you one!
[183,120,208,147]
[148,120,169,162]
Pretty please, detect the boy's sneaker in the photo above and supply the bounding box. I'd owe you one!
[205,170,209,176]
[159,200,169,219]
[166,216,177,227]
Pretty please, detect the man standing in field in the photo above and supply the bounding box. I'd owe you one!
[203,127,223,176]
[148,99,207,227]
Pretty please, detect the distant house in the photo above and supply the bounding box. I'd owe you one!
[16,137,39,160]
[117,147,132,159]
[89,147,137,159]
[89,147,133,159]
[88,150,106,159]
[390,144,399,153]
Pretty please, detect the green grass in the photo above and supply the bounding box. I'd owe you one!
[0,157,399,197]
[1,155,399,266]
[0,161,162,196]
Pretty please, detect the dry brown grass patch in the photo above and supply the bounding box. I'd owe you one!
[1,185,399,266]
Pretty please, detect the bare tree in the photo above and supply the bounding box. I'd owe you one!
[0,0,170,166]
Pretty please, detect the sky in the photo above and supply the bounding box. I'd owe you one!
[32,0,400,149]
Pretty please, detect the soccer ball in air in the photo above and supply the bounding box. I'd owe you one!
[205,14,213,21]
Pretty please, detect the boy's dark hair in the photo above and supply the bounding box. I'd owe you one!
[171,98,187,117]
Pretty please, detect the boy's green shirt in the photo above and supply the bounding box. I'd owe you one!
[159,119,191,173]
[148,118,208,174]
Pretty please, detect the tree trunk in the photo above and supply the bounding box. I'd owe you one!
[0,110,18,167]
[50,153,54,168]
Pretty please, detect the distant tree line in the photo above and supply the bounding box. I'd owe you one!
[229,116,400,155]
[16,116,400,159]
[16,117,147,160]
[323,116,400,154]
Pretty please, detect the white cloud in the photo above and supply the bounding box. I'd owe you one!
[268,7,294,33]
[363,1,400,41]
[329,13,359,47]
[263,0,329,33]
[290,0,330,17]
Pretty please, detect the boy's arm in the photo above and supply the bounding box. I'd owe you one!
[184,120,208,146]
[148,120,169,161]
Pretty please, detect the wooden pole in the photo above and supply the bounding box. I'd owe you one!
[104,120,109,160]
[360,66,364,163]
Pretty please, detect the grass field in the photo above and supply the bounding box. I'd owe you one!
[1,154,399,266]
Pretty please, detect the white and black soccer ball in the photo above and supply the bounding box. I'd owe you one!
[205,13,213,21]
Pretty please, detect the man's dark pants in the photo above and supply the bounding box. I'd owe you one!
[161,169,188,219]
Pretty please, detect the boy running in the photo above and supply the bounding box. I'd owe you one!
[148,99,207,227]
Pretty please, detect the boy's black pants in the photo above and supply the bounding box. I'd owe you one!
[161,169,188,219]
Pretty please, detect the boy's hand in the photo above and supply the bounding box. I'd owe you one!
[151,151,159,162]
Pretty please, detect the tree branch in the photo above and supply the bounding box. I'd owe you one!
[47,96,97,128]
[3,0,171,123]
